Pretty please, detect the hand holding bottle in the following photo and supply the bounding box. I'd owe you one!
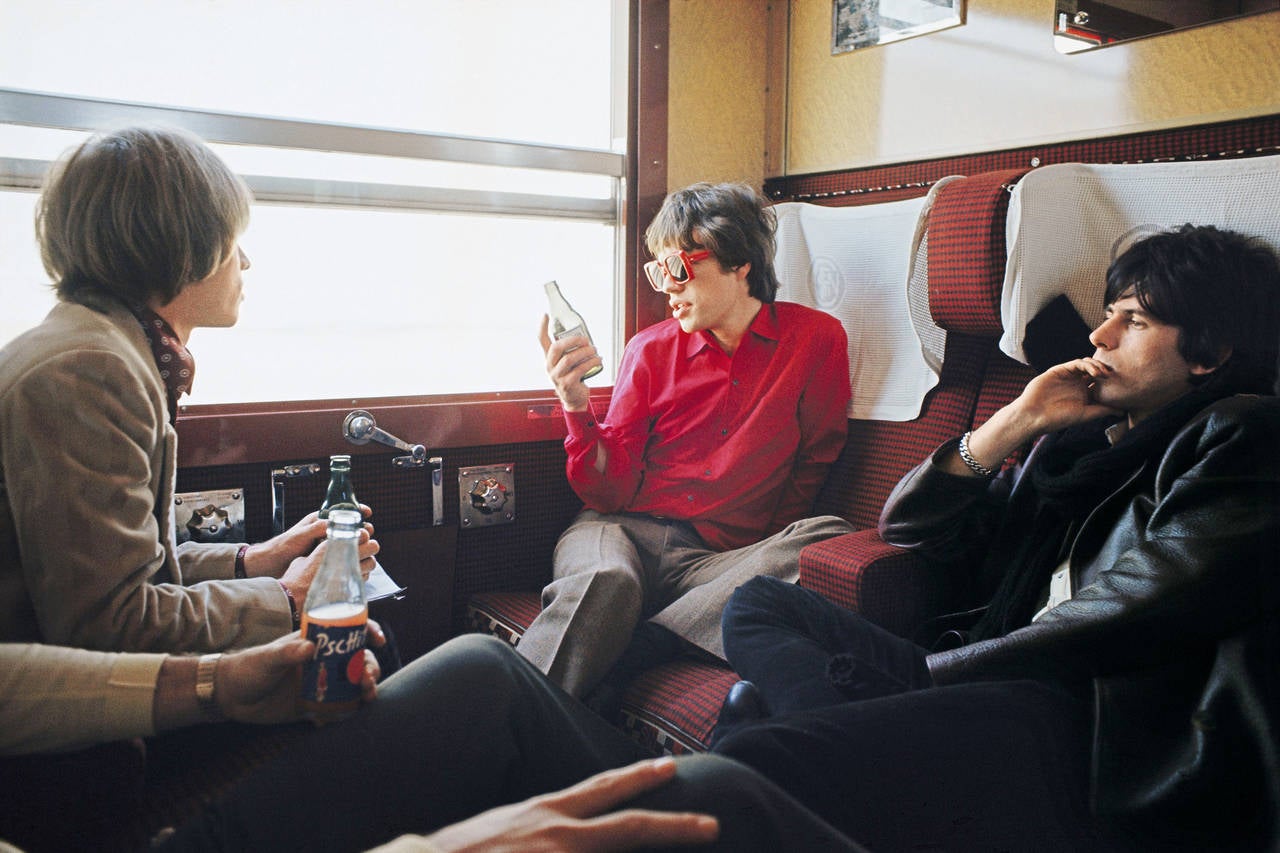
[150,622,386,733]
[239,512,328,580]
[539,316,600,411]
[275,455,379,601]
[215,623,384,724]
[540,281,603,411]
[279,520,380,607]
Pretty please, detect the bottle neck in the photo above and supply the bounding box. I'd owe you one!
[544,282,572,314]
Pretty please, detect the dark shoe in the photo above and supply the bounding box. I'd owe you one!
[721,680,767,725]
[708,680,767,749]
[583,622,684,721]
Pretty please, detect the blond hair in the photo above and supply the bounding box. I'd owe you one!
[36,125,251,306]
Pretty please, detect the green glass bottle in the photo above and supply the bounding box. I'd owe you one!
[319,454,359,518]
[544,280,603,380]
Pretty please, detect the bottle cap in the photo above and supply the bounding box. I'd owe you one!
[330,454,352,465]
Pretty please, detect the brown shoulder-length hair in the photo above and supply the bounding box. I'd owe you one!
[36,125,251,307]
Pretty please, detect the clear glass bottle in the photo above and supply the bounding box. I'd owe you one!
[298,508,368,723]
[544,280,603,380]
[319,454,358,518]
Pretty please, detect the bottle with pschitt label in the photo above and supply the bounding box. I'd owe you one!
[544,280,603,380]
[319,454,358,519]
[299,508,368,723]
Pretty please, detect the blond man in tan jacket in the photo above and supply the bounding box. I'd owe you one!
[0,126,378,652]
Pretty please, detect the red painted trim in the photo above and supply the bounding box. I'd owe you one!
[175,389,613,466]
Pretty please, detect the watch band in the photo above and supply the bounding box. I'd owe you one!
[196,652,223,719]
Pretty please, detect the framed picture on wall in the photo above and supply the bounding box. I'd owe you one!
[832,0,964,54]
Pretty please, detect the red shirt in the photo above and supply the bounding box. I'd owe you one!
[564,302,850,550]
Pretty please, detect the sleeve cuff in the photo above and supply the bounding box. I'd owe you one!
[104,652,168,739]
[563,406,600,444]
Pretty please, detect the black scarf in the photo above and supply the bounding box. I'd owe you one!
[969,385,1232,641]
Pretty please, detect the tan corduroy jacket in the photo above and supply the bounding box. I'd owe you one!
[0,293,291,652]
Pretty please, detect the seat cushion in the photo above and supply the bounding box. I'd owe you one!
[619,661,740,755]
[465,591,543,647]
[466,591,733,754]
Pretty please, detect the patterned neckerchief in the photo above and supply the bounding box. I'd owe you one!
[130,306,195,424]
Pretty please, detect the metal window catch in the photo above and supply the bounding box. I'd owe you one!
[270,462,322,535]
[342,409,428,468]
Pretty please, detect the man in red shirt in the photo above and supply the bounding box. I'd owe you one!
[522,182,853,710]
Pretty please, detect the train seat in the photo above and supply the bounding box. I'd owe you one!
[467,168,1028,754]
[804,150,1280,636]
[800,168,1034,633]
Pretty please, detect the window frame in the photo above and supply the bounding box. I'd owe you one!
[0,0,670,463]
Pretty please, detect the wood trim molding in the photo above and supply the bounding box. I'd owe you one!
[629,0,670,334]
[764,112,1280,207]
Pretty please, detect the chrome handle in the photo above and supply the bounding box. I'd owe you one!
[430,456,444,526]
[342,410,428,467]
[270,462,322,535]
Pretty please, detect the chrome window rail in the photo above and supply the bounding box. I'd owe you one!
[0,88,623,221]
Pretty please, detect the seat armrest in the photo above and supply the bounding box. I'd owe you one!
[798,528,960,639]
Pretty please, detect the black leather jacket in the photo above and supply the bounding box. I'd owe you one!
[880,395,1280,842]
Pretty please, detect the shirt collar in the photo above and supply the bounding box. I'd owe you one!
[1104,419,1130,446]
[681,303,777,359]
[129,306,195,423]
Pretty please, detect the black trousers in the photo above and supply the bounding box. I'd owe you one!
[162,633,862,853]
[715,576,1129,853]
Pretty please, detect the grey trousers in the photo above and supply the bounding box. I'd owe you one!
[515,509,853,697]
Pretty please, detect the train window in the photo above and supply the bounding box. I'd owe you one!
[0,0,627,404]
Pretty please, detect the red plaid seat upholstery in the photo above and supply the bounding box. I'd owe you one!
[803,169,1036,636]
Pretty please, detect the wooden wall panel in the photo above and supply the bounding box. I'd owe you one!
[665,0,1280,184]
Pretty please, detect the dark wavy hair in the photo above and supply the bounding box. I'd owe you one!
[1106,224,1280,394]
[644,182,781,303]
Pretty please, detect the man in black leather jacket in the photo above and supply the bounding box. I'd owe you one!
[714,224,1280,852]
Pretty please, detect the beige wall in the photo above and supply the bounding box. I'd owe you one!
[667,0,1280,187]
[666,0,772,190]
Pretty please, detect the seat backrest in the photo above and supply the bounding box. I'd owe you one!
[772,195,941,423]
[1000,154,1280,367]
[810,168,1032,529]
[970,153,1280,451]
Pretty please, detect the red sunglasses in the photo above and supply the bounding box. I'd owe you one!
[643,249,711,291]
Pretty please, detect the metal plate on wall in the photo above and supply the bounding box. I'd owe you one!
[458,464,516,528]
[174,487,246,544]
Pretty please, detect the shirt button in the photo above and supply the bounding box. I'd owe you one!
[721,428,728,435]
[686,495,694,502]
[732,379,740,386]
[704,469,712,477]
